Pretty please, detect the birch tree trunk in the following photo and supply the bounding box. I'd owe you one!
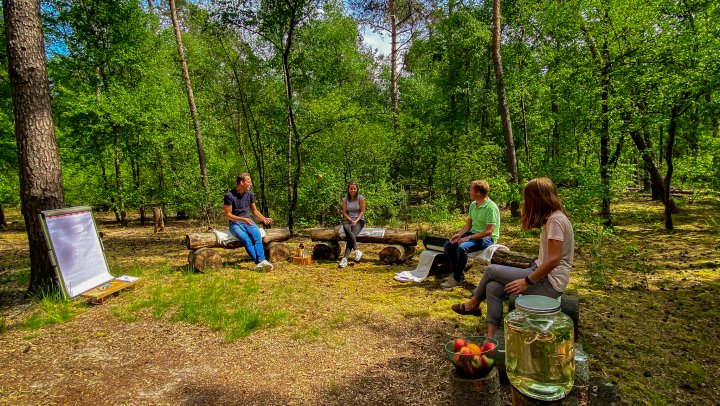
[3,0,66,294]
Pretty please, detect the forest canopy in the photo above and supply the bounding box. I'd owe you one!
[1,0,719,231]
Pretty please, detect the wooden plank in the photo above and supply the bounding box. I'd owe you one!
[80,280,135,304]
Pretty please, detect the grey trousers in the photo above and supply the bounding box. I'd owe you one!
[342,219,365,258]
[472,263,561,327]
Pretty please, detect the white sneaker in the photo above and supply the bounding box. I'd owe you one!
[339,258,348,268]
[260,259,274,272]
[441,277,462,288]
[354,250,363,263]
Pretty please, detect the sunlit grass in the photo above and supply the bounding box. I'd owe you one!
[112,269,313,341]
[23,290,87,330]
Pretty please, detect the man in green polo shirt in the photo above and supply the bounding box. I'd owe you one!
[441,179,501,288]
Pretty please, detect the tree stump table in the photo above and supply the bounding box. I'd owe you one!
[448,367,501,406]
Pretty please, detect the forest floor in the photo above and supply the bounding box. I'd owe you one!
[0,192,718,405]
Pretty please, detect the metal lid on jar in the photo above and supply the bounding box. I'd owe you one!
[515,295,561,314]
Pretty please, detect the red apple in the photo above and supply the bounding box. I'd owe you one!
[481,341,497,357]
[453,338,467,352]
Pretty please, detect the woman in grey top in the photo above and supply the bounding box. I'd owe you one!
[340,181,366,268]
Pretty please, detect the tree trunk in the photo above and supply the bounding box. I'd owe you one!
[310,227,418,245]
[3,0,66,295]
[628,125,676,213]
[581,22,613,226]
[153,207,164,232]
[279,8,302,235]
[169,0,210,225]
[0,204,6,230]
[491,0,519,217]
[520,93,530,164]
[664,107,679,230]
[389,0,399,137]
[599,37,612,226]
[112,127,127,226]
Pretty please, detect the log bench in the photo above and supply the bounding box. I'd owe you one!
[185,228,292,272]
[310,227,418,264]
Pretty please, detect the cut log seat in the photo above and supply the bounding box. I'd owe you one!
[185,227,291,250]
[379,244,416,264]
[185,228,293,271]
[312,241,341,260]
[310,227,417,245]
[489,250,535,268]
[310,227,418,264]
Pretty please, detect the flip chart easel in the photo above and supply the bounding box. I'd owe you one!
[40,206,137,302]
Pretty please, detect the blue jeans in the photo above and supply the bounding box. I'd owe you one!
[228,220,265,263]
[444,233,493,281]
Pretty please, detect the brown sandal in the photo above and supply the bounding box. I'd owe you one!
[451,303,482,316]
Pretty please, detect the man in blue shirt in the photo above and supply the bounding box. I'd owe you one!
[224,173,274,271]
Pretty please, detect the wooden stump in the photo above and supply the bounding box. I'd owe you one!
[511,385,579,406]
[491,250,535,268]
[265,242,293,263]
[448,367,501,406]
[312,241,341,260]
[379,244,416,264]
[153,207,164,233]
[188,248,223,272]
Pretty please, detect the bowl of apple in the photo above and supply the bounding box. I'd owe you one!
[444,336,498,378]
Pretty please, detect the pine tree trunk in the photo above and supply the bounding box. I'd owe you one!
[3,0,66,295]
[491,0,519,217]
[113,127,127,226]
[389,0,399,136]
[0,204,7,230]
[664,107,679,230]
[169,0,210,224]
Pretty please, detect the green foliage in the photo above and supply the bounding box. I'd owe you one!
[18,0,720,229]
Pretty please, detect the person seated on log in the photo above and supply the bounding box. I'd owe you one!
[339,181,366,268]
[224,173,274,271]
[441,179,500,288]
[451,177,574,342]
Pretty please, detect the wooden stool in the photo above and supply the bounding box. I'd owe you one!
[448,367,501,406]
